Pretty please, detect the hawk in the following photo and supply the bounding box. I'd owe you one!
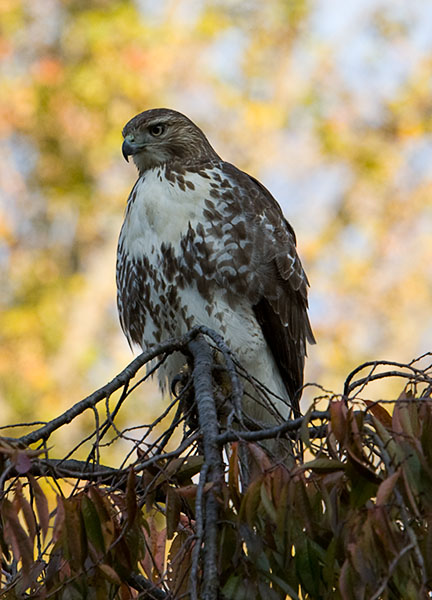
[117,108,315,425]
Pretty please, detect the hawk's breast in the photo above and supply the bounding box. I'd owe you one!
[117,165,228,347]
[121,167,219,254]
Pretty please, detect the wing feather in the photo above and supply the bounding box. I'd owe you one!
[220,163,315,414]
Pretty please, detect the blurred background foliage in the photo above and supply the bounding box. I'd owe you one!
[0,0,431,438]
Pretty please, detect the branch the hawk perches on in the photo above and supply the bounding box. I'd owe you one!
[116,108,315,425]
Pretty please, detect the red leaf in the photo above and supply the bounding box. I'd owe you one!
[28,475,49,539]
[2,499,34,577]
[167,530,193,597]
[176,484,198,499]
[14,481,36,541]
[63,497,84,570]
[364,400,392,429]
[330,400,347,444]
[246,442,272,475]
[153,527,166,578]
[166,487,181,540]
[126,467,137,528]
[52,495,65,544]
[14,451,32,474]
[375,470,400,506]
[339,559,362,600]
[142,516,166,582]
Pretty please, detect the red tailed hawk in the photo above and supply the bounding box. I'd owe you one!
[117,108,315,425]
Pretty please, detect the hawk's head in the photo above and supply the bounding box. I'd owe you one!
[122,108,220,174]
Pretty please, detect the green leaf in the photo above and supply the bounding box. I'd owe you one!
[81,494,105,554]
[348,475,378,508]
[295,538,321,597]
[322,537,338,587]
[261,571,300,600]
[339,559,364,600]
[97,563,122,585]
[222,574,249,600]
[239,477,262,526]
[260,483,277,523]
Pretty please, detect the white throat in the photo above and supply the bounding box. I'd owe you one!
[122,167,213,257]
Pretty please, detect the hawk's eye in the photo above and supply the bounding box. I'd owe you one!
[149,124,166,137]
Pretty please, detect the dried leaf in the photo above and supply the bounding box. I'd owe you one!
[330,400,347,444]
[364,400,392,429]
[176,483,198,499]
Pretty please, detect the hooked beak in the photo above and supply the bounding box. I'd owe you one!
[122,139,135,162]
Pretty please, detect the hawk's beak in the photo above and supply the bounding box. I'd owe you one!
[122,140,133,162]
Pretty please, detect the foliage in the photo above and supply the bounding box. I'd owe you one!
[0,331,431,599]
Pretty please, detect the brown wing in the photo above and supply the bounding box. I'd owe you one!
[220,164,315,416]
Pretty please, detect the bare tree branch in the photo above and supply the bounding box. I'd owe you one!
[188,335,224,600]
